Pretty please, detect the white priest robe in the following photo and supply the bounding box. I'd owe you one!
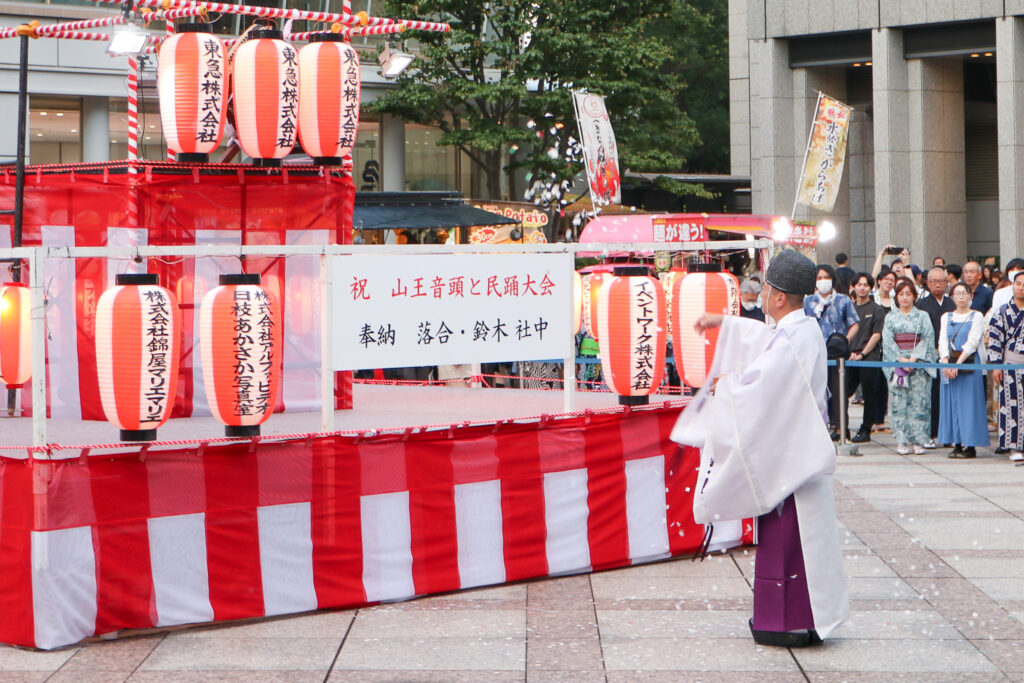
[671,309,849,639]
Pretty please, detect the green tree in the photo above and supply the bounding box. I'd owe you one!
[371,0,703,200]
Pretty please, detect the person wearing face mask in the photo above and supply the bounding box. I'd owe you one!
[740,278,765,322]
[804,264,860,439]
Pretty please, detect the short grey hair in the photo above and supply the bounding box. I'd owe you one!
[740,278,762,295]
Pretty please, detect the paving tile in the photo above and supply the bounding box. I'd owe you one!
[973,578,1024,602]
[521,672,605,682]
[334,636,523,671]
[0,674,51,683]
[527,576,593,607]
[615,555,742,579]
[930,601,1024,640]
[792,638,999,673]
[526,637,604,671]
[58,635,163,672]
[849,486,1000,513]
[970,639,1024,672]
[807,674,1010,682]
[842,551,899,577]
[894,517,1024,550]
[0,645,78,672]
[130,673,324,682]
[831,610,960,639]
[847,577,920,601]
[349,609,525,639]
[942,556,1024,578]
[139,637,340,671]
[597,609,751,640]
[589,575,752,601]
[47,673,135,683]
[180,611,355,639]
[594,598,753,611]
[602,637,798,672]
[328,672,523,682]
[526,609,598,641]
[908,577,993,602]
[607,673,805,682]
[443,584,527,602]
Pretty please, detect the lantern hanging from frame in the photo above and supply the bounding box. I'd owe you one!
[297,32,361,165]
[232,28,299,167]
[0,282,31,387]
[671,264,740,389]
[157,23,227,162]
[95,274,182,442]
[200,273,282,437]
[582,271,609,340]
[657,268,686,338]
[572,271,583,335]
[596,266,667,405]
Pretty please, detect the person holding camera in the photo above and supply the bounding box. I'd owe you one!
[872,244,910,281]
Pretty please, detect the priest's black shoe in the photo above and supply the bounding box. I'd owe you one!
[749,619,822,647]
[995,447,1009,454]
[851,427,870,443]
[829,429,839,441]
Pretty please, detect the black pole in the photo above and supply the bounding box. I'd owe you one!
[13,33,28,268]
[7,34,27,417]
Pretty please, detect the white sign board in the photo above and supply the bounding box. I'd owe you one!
[332,253,573,370]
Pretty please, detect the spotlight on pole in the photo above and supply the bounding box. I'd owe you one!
[107,22,150,57]
[818,220,837,242]
[771,216,793,242]
[378,44,415,78]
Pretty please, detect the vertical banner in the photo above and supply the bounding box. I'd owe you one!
[572,92,621,205]
[796,93,853,212]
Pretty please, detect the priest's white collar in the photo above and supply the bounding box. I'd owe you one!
[775,309,809,330]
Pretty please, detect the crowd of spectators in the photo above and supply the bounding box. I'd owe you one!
[740,247,1024,462]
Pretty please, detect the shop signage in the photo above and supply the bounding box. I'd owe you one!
[333,253,572,369]
[652,217,708,243]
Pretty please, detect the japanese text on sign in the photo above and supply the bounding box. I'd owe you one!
[652,218,708,243]
[333,254,572,370]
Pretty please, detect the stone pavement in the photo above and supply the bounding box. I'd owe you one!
[3,419,1024,681]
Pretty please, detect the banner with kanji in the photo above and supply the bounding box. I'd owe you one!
[796,94,852,211]
[572,92,621,205]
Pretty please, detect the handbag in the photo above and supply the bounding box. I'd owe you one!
[947,312,976,374]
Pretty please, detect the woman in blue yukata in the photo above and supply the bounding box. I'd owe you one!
[882,276,936,454]
[938,281,989,458]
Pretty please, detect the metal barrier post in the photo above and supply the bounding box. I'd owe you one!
[836,356,860,456]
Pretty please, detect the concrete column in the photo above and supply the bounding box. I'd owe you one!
[728,0,751,177]
[847,101,875,273]
[748,38,795,215]
[872,28,912,257]
[792,67,851,267]
[380,113,406,192]
[81,96,110,163]
[998,17,1024,262]
[907,58,967,265]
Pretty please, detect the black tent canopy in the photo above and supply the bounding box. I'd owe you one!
[353,191,518,230]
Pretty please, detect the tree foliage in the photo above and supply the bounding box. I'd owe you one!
[371,0,711,199]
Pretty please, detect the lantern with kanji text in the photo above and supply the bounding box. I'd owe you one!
[232,29,299,167]
[200,273,282,437]
[582,271,609,340]
[157,24,227,162]
[671,264,740,389]
[596,266,667,405]
[297,32,361,165]
[95,274,182,441]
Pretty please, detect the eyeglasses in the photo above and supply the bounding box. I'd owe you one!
[952,291,971,297]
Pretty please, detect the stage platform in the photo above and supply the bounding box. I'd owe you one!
[0,383,682,455]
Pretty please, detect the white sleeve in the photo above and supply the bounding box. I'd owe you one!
[938,314,950,359]
[963,311,985,356]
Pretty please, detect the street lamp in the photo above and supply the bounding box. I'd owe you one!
[378,44,415,78]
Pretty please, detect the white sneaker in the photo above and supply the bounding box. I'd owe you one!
[1010,452,1024,462]
[896,444,910,455]
[912,444,925,455]
[923,440,937,449]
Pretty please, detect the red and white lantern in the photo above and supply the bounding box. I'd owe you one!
[96,274,182,441]
[298,32,361,165]
[572,271,583,335]
[657,268,685,337]
[200,274,282,437]
[233,29,299,166]
[671,265,740,388]
[582,271,609,340]
[0,282,31,387]
[596,266,667,405]
[157,24,227,162]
